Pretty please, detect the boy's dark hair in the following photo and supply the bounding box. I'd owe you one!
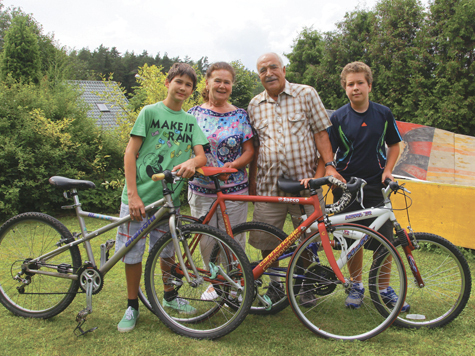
[340,61,373,90]
[201,61,236,102]
[167,63,198,90]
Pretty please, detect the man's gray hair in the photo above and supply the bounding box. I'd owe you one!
[256,52,284,70]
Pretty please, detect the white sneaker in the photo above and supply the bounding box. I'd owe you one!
[201,284,219,300]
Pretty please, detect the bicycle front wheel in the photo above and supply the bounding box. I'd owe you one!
[144,224,253,340]
[287,224,407,341]
[380,232,471,328]
[0,213,81,318]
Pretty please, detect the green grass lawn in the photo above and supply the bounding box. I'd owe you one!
[0,206,474,356]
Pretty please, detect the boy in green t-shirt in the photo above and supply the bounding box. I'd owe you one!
[116,63,208,332]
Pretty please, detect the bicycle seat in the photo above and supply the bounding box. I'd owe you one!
[277,177,305,194]
[278,176,331,194]
[196,167,238,176]
[49,176,96,190]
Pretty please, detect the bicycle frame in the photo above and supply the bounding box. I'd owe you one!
[311,185,424,287]
[194,179,359,285]
[191,171,419,288]
[27,180,207,286]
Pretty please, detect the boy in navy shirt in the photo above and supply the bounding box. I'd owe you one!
[322,62,409,311]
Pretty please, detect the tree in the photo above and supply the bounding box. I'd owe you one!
[285,9,375,110]
[0,14,41,83]
[284,0,474,135]
[229,60,258,109]
[413,0,475,135]
[285,27,326,84]
[368,0,425,120]
[0,2,12,51]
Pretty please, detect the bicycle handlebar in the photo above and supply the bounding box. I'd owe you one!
[278,175,366,215]
[152,170,366,216]
[152,167,239,184]
[151,170,175,183]
[323,176,367,214]
[383,178,411,194]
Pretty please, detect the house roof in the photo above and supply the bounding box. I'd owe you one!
[69,80,128,129]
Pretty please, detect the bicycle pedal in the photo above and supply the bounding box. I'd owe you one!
[262,295,273,311]
[76,307,91,322]
[61,204,76,210]
[208,262,219,279]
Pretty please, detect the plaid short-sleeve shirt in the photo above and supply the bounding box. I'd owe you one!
[248,81,331,196]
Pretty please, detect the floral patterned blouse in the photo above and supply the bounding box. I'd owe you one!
[188,106,253,196]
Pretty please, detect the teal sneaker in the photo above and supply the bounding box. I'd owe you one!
[117,306,139,332]
[163,297,197,314]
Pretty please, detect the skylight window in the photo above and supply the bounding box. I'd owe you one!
[96,103,110,112]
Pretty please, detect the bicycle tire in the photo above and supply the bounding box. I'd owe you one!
[0,212,81,319]
[286,223,407,341]
[138,215,200,314]
[374,232,472,328]
[232,221,301,315]
[144,223,253,340]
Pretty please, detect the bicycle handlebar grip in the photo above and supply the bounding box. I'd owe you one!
[384,178,400,192]
[152,173,166,181]
[151,170,176,183]
[326,176,366,214]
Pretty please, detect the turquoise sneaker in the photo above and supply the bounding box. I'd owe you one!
[163,297,197,314]
[117,306,139,332]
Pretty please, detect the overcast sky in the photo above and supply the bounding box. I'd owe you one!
[6,0,428,71]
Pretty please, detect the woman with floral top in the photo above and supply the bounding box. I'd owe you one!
[188,62,254,300]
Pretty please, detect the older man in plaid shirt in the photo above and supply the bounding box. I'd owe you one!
[247,52,343,307]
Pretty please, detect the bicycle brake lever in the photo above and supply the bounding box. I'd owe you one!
[357,184,365,209]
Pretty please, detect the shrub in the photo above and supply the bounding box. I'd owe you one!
[0,76,124,221]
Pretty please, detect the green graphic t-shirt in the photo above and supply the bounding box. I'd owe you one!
[121,102,209,206]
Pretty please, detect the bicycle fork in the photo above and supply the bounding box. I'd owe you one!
[395,224,425,288]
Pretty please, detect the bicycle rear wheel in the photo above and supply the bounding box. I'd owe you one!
[233,222,298,315]
[144,224,253,339]
[0,213,81,318]
[286,224,407,341]
[376,232,472,328]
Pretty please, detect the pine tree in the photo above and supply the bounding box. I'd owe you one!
[1,15,41,83]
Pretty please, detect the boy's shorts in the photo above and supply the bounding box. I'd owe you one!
[333,183,394,251]
[115,203,175,264]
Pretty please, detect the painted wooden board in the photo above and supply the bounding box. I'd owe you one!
[394,121,475,187]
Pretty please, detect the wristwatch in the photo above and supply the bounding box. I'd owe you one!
[324,161,336,168]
